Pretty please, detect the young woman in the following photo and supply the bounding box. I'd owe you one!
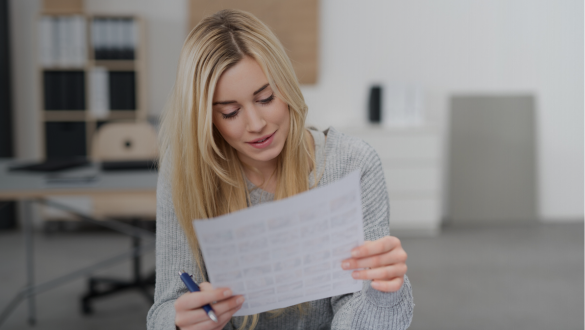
[148,9,413,330]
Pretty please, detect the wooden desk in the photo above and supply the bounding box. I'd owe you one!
[0,159,158,327]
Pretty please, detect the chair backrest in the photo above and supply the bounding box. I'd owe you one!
[91,122,159,161]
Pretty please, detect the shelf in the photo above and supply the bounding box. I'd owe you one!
[89,60,136,71]
[38,14,145,160]
[40,66,86,71]
[44,111,139,122]
[43,111,86,121]
[90,111,136,121]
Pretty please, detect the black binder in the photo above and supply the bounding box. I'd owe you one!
[44,71,85,110]
[109,71,136,110]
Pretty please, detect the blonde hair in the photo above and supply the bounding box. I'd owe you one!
[158,9,315,329]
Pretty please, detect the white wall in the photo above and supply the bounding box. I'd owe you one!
[10,0,583,222]
[302,0,583,222]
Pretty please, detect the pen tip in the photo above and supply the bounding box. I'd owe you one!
[208,311,218,323]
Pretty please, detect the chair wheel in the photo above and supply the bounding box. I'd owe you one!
[81,300,93,315]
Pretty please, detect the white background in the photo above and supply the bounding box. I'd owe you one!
[9,0,583,222]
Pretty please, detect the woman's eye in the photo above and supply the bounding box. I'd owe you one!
[258,94,274,105]
[222,109,239,119]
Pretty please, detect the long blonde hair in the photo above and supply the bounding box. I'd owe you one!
[158,9,315,329]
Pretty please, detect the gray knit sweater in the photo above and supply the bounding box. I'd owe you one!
[147,127,414,329]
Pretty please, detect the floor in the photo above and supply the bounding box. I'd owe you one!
[402,223,583,330]
[0,222,582,330]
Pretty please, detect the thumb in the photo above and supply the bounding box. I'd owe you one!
[199,281,214,291]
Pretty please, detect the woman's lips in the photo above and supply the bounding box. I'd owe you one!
[247,131,276,149]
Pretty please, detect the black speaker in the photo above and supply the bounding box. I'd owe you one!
[368,85,382,123]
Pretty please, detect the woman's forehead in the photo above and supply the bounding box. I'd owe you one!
[213,57,269,101]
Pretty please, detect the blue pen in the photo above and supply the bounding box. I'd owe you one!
[179,270,218,323]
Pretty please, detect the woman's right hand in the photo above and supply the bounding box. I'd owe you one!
[174,282,245,330]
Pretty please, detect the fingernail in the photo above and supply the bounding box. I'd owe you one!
[351,271,359,279]
[223,289,232,297]
[351,249,360,258]
[371,281,380,289]
[236,296,244,304]
[342,262,350,269]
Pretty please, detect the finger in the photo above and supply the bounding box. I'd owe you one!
[175,308,213,328]
[371,277,404,293]
[199,282,219,304]
[199,282,214,291]
[351,264,407,281]
[216,297,245,323]
[190,297,244,330]
[350,236,400,258]
[174,288,233,312]
[342,248,407,270]
[210,295,245,317]
[176,295,244,329]
[182,314,224,330]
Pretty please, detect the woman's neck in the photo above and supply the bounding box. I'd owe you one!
[242,161,277,194]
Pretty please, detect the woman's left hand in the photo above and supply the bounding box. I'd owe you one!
[341,236,408,292]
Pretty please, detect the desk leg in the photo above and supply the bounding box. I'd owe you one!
[22,200,36,326]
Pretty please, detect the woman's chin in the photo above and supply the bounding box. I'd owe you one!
[252,150,281,163]
[240,145,283,165]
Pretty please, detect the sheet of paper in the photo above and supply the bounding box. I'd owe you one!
[193,170,365,316]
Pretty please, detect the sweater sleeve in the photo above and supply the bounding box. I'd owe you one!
[328,137,414,329]
[146,161,223,329]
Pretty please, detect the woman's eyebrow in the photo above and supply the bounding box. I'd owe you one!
[253,83,270,95]
[212,83,270,106]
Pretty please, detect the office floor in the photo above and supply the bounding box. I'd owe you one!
[0,222,582,330]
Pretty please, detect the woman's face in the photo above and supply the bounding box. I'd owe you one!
[212,56,290,169]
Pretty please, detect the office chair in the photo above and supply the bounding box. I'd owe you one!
[80,121,158,314]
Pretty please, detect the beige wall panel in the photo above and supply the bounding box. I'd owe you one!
[189,0,318,84]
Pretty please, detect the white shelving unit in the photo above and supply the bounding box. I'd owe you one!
[37,12,147,222]
[340,125,444,235]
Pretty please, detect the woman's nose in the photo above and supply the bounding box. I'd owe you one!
[245,105,266,132]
